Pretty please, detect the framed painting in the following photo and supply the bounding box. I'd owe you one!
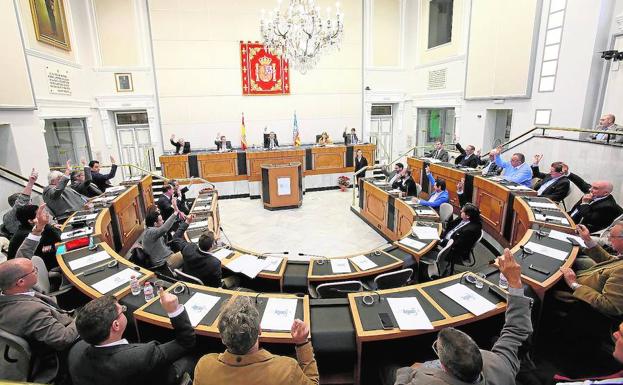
[115,73,133,92]
[29,0,71,51]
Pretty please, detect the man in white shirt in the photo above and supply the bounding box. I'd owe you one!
[592,114,620,142]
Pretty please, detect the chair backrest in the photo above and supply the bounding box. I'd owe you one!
[173,269,204,285]
[128,246,150,269]
[31,256,51,295]
[316,280,363,299]
[439,203,453,225]
[434,239,455,264]
[0,328,31,381]
[374,268,413,290]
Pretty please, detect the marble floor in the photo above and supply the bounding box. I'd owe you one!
[218,189,388,260]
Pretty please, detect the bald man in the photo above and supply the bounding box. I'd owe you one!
[592,114,619,142]
[568,180,623,233]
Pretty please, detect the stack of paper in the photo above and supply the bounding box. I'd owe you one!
[547,229,586,248]
[412,226,440,240]
[212,248,234,261]
[105,186,126,193]
[184,292,220,327]
[69,213,98,223]
[68,250,111,270]
[535,214,569,225]
[260,297,297,331]
[507,185,532,191]
[349,255,377,271]
[192,205,211,212]
[440,283,496,316]
[92,268,140,294]
[262,256,284,272]
[225,254,270,278]
[523,241,568,261]
[415,208,434,215]
[188,220,210,229]
[528,201,559,209]
[399,238,426,250]
[329,259,351,273]
[61,227,93,240]
[387,297,433,330]
[195,197,212,203]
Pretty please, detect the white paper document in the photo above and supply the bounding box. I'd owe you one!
[388,189,402,194]
[195,197,212,203]
[69,213,98,223]
[188,220,210,229]
[225,254,269,278]
[262,256,284,272]
[212,248,234,261]
[260,297,298,331]
[68,250,111,270]
[528,201,559,209]
[184,292,220,327]
[415,208,434,215]
[535,213,569,225]
[424,158,441,164]
[105,186,126,193]
[92,196,116,203]
[61,227,93,240]
[192,205,211,212]
[399,238,427,250]
[440,283,496,316]
[523,241,569,261]
[349,255,377,271]
[547,229,586,248]
[507,185,532,191]
[277,177,291,196]
[412,226,440,240]
[387,297,434,330]
[330,259,352,273]
[92,268,140,294]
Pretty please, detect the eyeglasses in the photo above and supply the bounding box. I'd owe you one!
[116,304,127,319]
[432,339,439,357]
[604,230,623,240]
[17,266,38,281]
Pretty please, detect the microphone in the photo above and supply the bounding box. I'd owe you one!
[299,253,329,264]
[519,245,534,260]
[259,251,289,259]
[219,226,233,247]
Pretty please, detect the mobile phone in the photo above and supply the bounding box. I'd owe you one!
[378,313,394,330]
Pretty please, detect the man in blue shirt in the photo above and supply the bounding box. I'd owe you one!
[412,167,449,208]
[493,147,533,188]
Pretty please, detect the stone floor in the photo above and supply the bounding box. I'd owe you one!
[218,189,387,260]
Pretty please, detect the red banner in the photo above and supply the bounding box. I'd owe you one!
[240,41,290,95]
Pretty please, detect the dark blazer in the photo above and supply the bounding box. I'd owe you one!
[156,194,175,222]
[8,224,61,269]
[215,140,232,151]
[454,143,479,168]
[479,159,501,175]
[440,218,482,263]
[170,224,222,288]
[68,309,196,385]
[567,172,591,194]
[392,177,418,197]
[170,139,191,154]
[263,133,279,149]
[427,149,449,162]
[89,164,118,192]
[343,132,359,145]
[531,165,570,202]
[354,156,368,180]
[174,186,190,215]
[568,194,623,233]
[71,166,103,197]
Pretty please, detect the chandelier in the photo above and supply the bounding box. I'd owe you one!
[260,0,344,74]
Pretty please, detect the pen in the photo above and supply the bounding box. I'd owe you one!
[83,267,105,276]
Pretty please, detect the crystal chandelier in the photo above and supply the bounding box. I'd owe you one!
[260,0,344,74]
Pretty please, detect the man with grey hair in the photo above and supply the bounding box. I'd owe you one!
[43,160,88,219]
[567,180,623,233]
[394,249,533,385]
[592,113,620,142]
[492,146,533,188]
[194,296,319,385]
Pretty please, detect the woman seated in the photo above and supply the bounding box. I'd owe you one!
[317,131,332,145]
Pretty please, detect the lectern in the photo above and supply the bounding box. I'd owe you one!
[261,162,303,210]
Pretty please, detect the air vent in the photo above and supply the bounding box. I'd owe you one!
[428,68,447,90]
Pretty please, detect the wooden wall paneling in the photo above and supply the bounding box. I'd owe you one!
[159,155,189,179]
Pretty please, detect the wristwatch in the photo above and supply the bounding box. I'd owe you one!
[570,282,582,291]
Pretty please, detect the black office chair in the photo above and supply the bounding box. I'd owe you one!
[315,134,323,143]
[419,239,454,281]
[364,268,413,291]
[0,328,58,383]
[454,230,484,269]
[311,280,363,299]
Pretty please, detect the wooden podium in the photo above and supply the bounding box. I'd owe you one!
[261,162,303,210]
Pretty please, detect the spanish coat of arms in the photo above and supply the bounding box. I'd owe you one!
[240,41,290,95]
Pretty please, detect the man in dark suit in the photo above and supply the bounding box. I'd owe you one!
[530,155,570,202]
[43,161,88,219]
[438,203,482,276]
[427,141,449,162]
[568,180,623,233]
[68,289,196,385]
[454,143,479,168]
[263,129,279,149]
[70,166,102,198]
[354,149,368,183]
[478,153,501,176]
[87,156,118,193]
[343,127,359,145]
[214,133,233,151]
[7,205,61,269]
[170,215,222,288]
[170,134,191,154]
[170,180,190,215]
[157,184,185,222]
[392,170,418,197]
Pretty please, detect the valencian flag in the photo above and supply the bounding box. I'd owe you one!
[241,113,247,150]
[293,112,301,147]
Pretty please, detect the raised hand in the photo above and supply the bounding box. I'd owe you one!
[159,287,180,313]
[290,319,310,345]
[28,168,38,184]
[170,134,175,141]
[185,213,195,224]
[110,155,116,165]
[32,204,49,234]
[576,224,591,242]
[532,154,543,165]
[496,248,522,289]
[65,160,72,175]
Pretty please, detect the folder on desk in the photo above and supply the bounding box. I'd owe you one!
[387,297,433,330]
[225,255,269,278]
[440,283,496,316]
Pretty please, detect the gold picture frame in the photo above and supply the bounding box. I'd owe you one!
[29,0,71,51]
[115,73,134,92]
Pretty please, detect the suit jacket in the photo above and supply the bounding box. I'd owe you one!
[574,244,623,316]
[1,192,30,237]
[479,160,501,176]
[567,172,591,194]
[263,133,279,149]
[68,309,196,385]
[194,342,319,385]
[8,224,61,268]
[169,222,222,287]
[343,132,359,145]
[530,165,570,202]
[43,176,87,218]
[143,214,177,267]
[355,156,368,177]
[429,149,449,162]
[568,194,623,233]
[440,218,482,263]
[157,194,175,222]
[454,144,479,168]
[88,164,118,192]
[170,139,191,154]
[395,294,533,385]
[215,140,232,151]
[392,177,418,197]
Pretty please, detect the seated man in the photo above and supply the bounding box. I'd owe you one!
[69,289,196,385]
[71,159,102,197]
[43,160,88,219]
[143,203,184,270]
[0,205,78,376]
[87,156,117,192]
[558,223,623,317]
[411,167,449,208]
[263,127,279,149]
[454,143,479,168]
[170,134,191,154]
[170,215,222,288]
[492,147,533,187]
[591,113,620,142]
[393,249,532,385]
[194,296,318,385]
[384,162,405,185]
[157,184,186,222]
[317,131,332,145]
[7,205,61,269]
[343,127,359,145]
[566,178,623,233]
[170,180,190,215]
[530,155,570,202]
[479,152,501,176]
[215,133,232,151]
[392,169,418,197]
[436,203,482,276]
[2,168,38,237]
[426,141,449,162]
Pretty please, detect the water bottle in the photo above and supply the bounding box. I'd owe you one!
[130,275,141,296]
[498,272,509,289]
[143,282,154,302]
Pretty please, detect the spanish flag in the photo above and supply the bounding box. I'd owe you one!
[241,113,247,150]
[293,112,301,147]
